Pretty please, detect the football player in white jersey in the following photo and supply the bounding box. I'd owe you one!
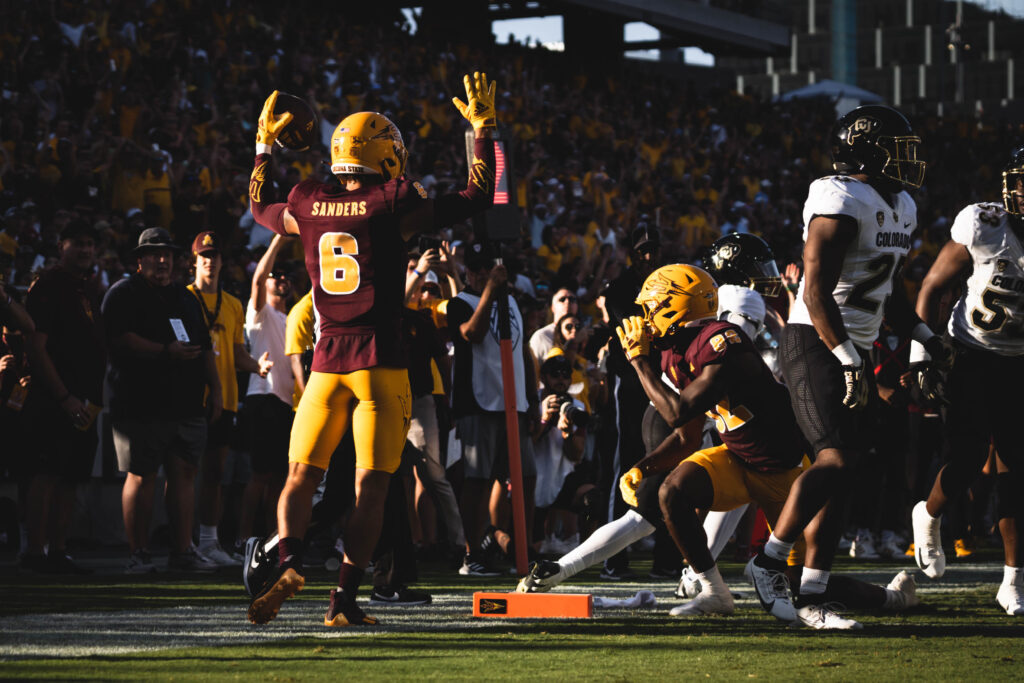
[746,105,945,628]
[910,147,1024,616]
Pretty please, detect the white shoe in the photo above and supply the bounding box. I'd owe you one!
[849,529,880,559]
[796,601,863,630]
[885,570,919,609]
[996,584,1024,616]
[198,541,242,567]
[669,590,734,617]
[836,532,854,552]
[537,535,560,555]
[552,533,580,554]
[676,566,701,599]
[877,530,904,559]
[912,501,946,579]
[744,556,797,622]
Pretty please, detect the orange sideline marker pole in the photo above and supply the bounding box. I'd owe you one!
[498,337,529,576]
[473,592,593,618]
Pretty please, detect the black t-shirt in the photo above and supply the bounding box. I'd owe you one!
[403,308,445,399]
[25,266,106,404]
[101,273,211,419]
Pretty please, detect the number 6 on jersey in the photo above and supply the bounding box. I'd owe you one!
[319,232,361,295]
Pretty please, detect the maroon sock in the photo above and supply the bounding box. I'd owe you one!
[337,562,365,602]
[278,537,303,567]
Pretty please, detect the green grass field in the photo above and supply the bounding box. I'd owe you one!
[2,550,1022,681]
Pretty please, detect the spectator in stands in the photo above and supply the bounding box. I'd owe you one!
[529,287,579,372]
[102,228,221,573]
[21,220,105,575]
[447,243,538,576]
[237,234,295,545]
[186,231,272,566]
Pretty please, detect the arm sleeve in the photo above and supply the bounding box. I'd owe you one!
[430,137,495,228]
[249,153,289,235]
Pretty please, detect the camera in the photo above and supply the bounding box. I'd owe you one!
[556,394,590,429]
[418,234,442,254]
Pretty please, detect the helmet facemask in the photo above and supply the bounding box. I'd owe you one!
[877,134,926,190]
[1003,168,1024,216]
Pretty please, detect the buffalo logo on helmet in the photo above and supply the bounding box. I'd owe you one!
[846,116,879,144]
[876,211,885,228]
[997,259,1009,273]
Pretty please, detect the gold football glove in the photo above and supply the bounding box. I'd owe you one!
[452,71,497,130]
[619,467,643,507]
[615,315,650,361]
[256,90,294,147]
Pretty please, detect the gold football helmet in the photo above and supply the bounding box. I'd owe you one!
[635,264,718,338]
[330,112,408,180]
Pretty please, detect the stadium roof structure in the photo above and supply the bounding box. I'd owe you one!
[417,1,791,56]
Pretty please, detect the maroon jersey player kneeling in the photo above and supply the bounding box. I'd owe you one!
[245,73,497,627]
[615,265,917,626]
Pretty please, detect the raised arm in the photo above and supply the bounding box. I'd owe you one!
[250,233,287,313]
[401,72,497,241]
[249,90,300,237]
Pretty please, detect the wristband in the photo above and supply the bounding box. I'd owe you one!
[911,322,935,344]
[255,142,273,155]
[830,339,862,367]
[909,340,931,364]
[411,269,424,279]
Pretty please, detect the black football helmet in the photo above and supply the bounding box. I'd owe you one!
[1002,145,1024,215]
[702,233,782,297]
[832,105,926,190]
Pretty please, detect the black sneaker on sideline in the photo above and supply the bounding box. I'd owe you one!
[47,552,93,575]
[325,588,378,627]
[600,565,638,581]
[459,553,501,577]
[369,585,432,606]
[648,566,680,580]
[247,560,304,625]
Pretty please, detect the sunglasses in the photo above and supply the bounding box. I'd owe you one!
[547,369,572,379]
[562,323,581,331]
[557,295,578,303]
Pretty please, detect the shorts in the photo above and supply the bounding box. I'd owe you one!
[780,323,877,455]
[684,445,810,566]
[244,395,294,475]
[944,340,1024,469]
[206,410,236,451]
[112,416,206,476]
[550,468,593,511]
[457,411,537,480]
[289,367,411,473]
[685,444,808,522]
[28,406,99,482]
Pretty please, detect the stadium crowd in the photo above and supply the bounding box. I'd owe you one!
[0,0,1020,595]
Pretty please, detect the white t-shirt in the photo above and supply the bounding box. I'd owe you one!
[529,323,556,368]
[947,202,1024,355]
[245,300,294,406]
[789,175,917,349]
[533,395,584,508]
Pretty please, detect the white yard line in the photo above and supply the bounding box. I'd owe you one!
[0,566,1008,660]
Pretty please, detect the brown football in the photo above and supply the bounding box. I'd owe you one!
[273,92,318,151]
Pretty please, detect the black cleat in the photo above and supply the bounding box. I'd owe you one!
[247,560,304,625]
[325,588,379,627]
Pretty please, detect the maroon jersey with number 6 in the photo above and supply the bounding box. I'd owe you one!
[661,320,803,472]
[288,176,426,373]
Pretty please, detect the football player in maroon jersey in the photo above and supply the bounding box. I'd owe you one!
[245,73,497,627]
[614,264,917,625]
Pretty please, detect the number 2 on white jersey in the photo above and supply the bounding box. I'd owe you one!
[319,232,360,295]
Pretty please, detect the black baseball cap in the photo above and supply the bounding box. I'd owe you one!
[540,354,572,376]
[631,224,661,252]
[463,241,496,270]
[59,219,98,242]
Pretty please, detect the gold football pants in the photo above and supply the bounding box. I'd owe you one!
[289,368,411,473]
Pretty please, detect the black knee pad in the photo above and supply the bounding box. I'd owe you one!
[634,471,669,525]
[996,472,1024,521]
[575,488,604,523]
